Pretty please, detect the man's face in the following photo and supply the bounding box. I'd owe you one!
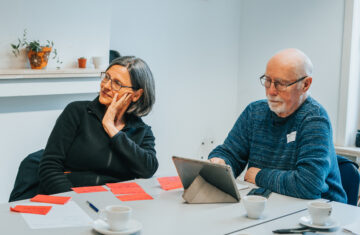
[265,63,305,118]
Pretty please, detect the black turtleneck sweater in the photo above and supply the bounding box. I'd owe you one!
[39,97,158,195]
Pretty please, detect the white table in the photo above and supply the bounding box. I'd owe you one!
[235,201,360,235]
[2,178,357,235]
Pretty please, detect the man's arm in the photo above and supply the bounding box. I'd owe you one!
[208,106,251,177]
[254,116,333,199]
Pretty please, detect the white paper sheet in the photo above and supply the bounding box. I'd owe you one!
[19,201,92,229]
[236,182,249,190]
[343,220,360,235]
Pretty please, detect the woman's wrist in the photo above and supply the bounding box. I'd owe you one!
[102,121,119,137]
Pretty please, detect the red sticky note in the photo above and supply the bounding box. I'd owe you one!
[157,176,183,190]
[71,186,107,193]
[116,193,153,201]
[30,194,71,205]
[106,182,145,194]
[10,205,52,215]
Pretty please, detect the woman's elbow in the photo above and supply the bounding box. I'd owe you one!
[139,157,159,178]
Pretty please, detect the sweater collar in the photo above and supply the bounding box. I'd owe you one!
[270,96,311,124]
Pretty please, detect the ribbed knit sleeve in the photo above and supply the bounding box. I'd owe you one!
[208,105,251,177]
[255,115,332,199]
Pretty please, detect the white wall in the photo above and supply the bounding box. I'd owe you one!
[236,0,345,143]
[110,0,242,175]
[0,0,111,69]
[0,0,111,203]
[0,0,350,203]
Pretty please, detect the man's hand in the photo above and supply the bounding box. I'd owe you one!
[244,167,261,184]
[209,157,226,165]
[102,93,133,137]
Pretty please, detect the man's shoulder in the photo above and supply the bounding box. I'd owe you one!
[245,99,269,113]
[299,96,329,118]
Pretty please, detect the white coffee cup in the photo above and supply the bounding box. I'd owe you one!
[99,205,132,231]
[308,201,332,225]
[92,56,108,70]
[243,195,267,219]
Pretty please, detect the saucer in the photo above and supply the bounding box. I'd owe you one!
[299,216,339,229]
[92,219,142,235]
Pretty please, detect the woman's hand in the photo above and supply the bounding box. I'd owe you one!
[102,93,133,137]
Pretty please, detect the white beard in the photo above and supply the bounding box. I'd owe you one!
[267,95,286,115]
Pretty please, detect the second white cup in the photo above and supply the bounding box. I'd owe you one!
[93,56,108,70]
[100,205,132,231]
[308,201,332,225]
[243,195,267,219]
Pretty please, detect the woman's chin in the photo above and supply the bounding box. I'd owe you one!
[99,96,111,106]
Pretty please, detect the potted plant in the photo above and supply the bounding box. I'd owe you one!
[11,29,62,69]
[78,57,87,68]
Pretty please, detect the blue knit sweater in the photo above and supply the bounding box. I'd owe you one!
[208,97,347,203]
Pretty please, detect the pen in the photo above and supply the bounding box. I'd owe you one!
[86,200,99,213]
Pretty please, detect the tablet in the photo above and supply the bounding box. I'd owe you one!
[172,156,241,202]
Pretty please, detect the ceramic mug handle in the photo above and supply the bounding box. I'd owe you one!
[99,209,107,222]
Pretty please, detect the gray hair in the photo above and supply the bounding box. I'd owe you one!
[106,56,155,117]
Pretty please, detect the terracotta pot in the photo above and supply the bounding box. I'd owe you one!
[27,47,52,69]
[78,58,87,68]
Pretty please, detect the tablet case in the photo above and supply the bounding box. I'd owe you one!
[172,156,240,204]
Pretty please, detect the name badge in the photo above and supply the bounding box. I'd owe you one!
[287,131,296,143]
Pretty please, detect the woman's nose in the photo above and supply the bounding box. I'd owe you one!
[103,79,112,89]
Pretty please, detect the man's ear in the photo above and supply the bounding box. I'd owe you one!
[303,77,312,92]
[132,89,144,102]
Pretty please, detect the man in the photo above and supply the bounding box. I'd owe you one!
[209,48,347,203]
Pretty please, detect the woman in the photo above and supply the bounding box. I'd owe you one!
[38,56,158,194]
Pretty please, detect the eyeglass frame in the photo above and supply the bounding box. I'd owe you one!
[259,74,308,91]
[100,72,135,91]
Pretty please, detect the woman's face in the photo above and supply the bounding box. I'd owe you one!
[99,65,134,107]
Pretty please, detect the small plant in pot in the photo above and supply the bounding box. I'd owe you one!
[78,57,87,68]
[11,29,62,69]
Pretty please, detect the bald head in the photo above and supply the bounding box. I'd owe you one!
[267,48,313,79]
[264,48,313,118]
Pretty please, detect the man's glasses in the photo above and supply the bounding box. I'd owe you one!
[100,72,134,91]
[259,75,307,91]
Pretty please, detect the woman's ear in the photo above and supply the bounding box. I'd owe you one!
[132,89,144,102]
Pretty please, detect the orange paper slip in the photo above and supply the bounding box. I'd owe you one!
[10,205,52,215]
[30,194,71,205]
[116,193,153,201]
[71,186,107,193]
[106,182,145,194]
[157,176,183,190]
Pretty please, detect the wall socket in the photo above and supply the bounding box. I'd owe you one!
[199,137,216,159]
